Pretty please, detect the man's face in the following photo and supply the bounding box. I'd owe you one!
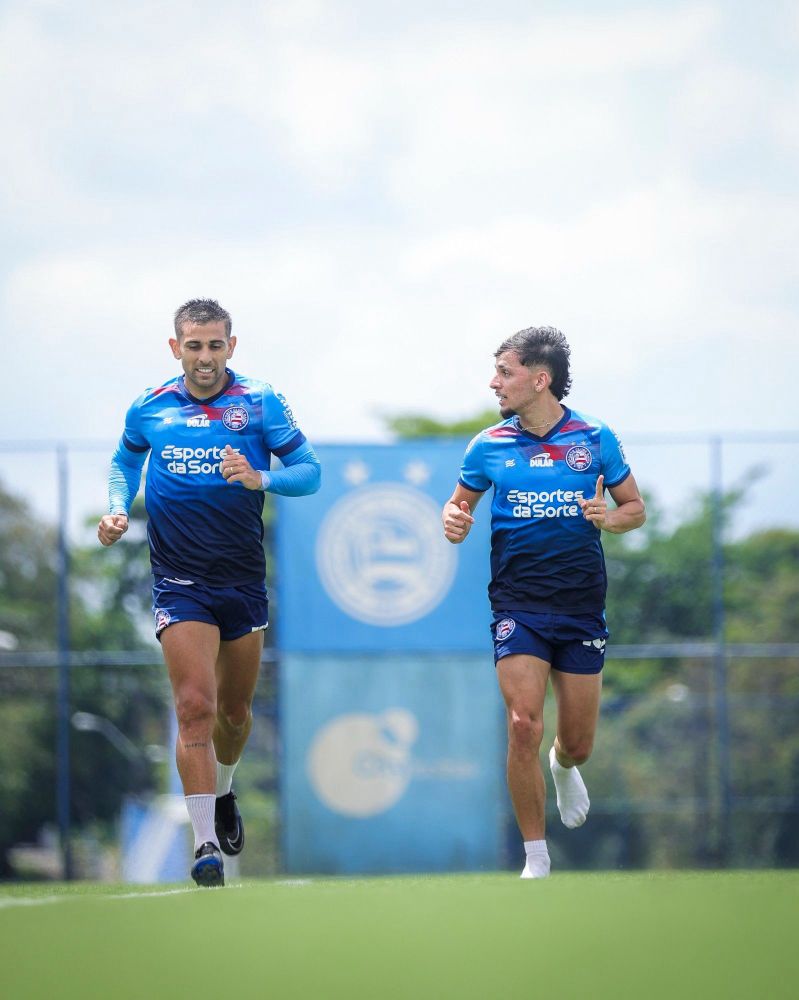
[170,321,236,398]
[489,350,539,417]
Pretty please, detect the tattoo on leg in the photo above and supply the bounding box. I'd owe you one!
[183,741,209,749]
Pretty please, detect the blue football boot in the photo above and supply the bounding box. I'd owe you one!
[191,842,225,887]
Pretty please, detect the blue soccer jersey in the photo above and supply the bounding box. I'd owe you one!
[109,369,319,586]
[458,407,630,614]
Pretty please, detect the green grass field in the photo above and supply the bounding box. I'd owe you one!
[2,871,797,999]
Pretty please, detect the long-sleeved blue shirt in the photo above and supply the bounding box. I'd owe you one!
[108,368,321,586]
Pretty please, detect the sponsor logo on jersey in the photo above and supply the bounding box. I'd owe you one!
[507,487,585,519]
[530,452,554,468]
[565,445,593,471]
[495,618,516,641]
[186,414,210,428]
[160,444,240,475]
[505,459,516,468]
[612,428,627,462]
[276,392,298,430]
[582,637,607,652]
[222,405,249,431]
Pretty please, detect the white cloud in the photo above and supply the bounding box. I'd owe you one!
[1,0,797,456]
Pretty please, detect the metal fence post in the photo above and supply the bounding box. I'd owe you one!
[710,435,731,863]
[56,443,73,880]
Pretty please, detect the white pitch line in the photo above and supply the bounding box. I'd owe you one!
[0,885,235,910]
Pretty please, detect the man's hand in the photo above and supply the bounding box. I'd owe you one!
[220,444,262,490]
[579,474,607,529]
[443,500,475,544]
[98,513,129,546]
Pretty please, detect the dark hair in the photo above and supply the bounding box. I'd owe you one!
[173,299,232,338]
[495,326,572,400]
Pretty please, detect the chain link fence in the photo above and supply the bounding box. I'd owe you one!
[0,433,797,878]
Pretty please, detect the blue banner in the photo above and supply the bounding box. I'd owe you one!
[281,654,506,874]
[275,442,492,651]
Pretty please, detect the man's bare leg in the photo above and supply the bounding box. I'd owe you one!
[162,621,220,794]
[496,654,551,878]
[213,631,263,784]
[211,630,263,857]
[549,670,602,828]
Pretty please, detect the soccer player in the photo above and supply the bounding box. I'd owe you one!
[98,299,321,887]
[442,326,645,878]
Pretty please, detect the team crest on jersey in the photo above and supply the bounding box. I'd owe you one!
[529,452,554,468]
[154,610,172,635]
[222,406,249,431]
[566,445,593,471]
[495,618,516,641]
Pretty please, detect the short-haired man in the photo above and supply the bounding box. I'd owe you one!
[99,299,321,886]
[442,326,645,878]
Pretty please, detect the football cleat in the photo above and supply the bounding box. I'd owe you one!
[191,842,225,887]
[215,791,245,856]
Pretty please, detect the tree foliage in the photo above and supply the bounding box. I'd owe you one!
[384,409,501,439]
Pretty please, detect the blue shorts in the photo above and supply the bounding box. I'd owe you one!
[152,576,269,642]
[491,610,609,675]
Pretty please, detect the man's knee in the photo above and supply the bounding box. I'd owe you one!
[217,700,252,734]
[174,690,216,733]
[508,710,544,753]
[557,736,593,766]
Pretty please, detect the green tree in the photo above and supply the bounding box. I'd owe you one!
[384,409,501,439]
[0,482,163,875]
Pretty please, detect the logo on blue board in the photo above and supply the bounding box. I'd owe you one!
[315,484,457,627]
[307,710,418,817]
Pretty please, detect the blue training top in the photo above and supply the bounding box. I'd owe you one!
[458,407,630,615]
[108,369,321,586]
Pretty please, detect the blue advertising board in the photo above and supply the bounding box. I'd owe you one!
[281,654,506,874]
[275,442,492,652]
[275,442,507,874]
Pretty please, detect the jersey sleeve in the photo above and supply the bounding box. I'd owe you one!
[261,440,321,497]
[261,387,307,458]
[458,433,491,493]
[108,397,151,514]
[599,423,631,488]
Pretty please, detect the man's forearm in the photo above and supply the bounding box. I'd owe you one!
[602,500,646,534]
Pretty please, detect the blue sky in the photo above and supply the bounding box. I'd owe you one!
[1,0,797,532]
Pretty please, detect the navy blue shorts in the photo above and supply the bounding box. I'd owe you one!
[152,576,269,642]
[491,610,608,674]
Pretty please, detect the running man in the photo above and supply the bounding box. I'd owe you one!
[98,299,321,886]
[442,326,645,878]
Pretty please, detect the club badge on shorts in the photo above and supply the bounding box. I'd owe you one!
[495,618,516,641]
[154,609,172,635]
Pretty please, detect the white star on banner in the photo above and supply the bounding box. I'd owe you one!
[404,461,431,486]
[343,460,370,486]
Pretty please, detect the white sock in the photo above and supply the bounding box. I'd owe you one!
[521,839,551,879]
[549,746,590,829]
[216,759,239,797]
[185,794,219,851]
